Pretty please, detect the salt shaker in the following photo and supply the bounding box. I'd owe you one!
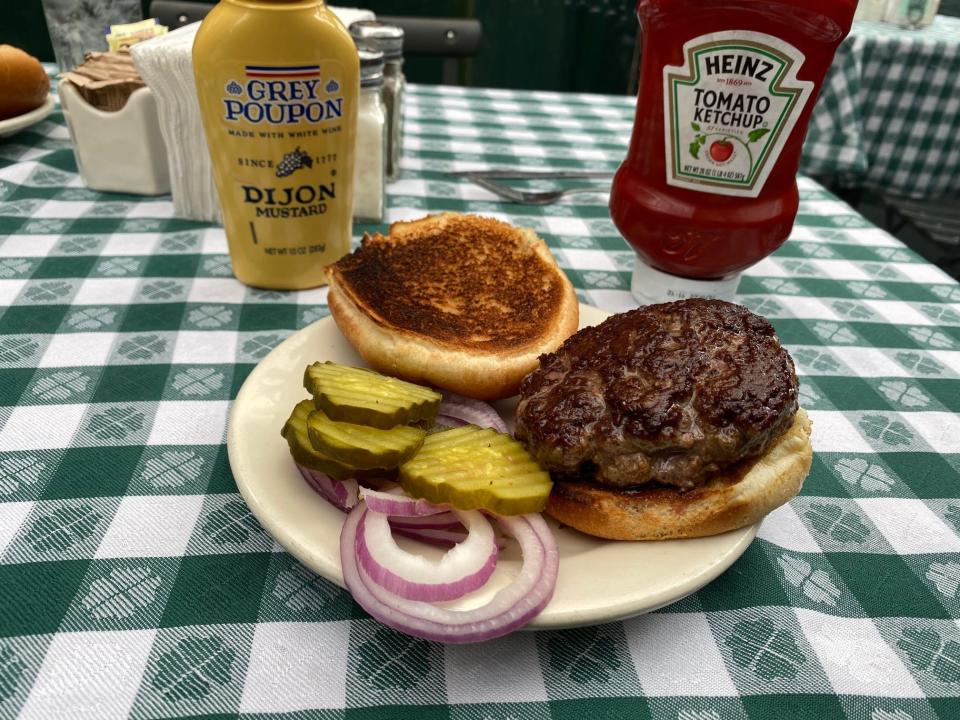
[350,21,405,181]
[353,47,386,222]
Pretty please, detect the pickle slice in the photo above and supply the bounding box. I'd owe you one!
[398,425,553,515]
[304,362,441,429]
[282,400,394,481]
[307,407,425,469]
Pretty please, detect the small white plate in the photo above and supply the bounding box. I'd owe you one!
[228,304,758,629]
[0,95,56,138]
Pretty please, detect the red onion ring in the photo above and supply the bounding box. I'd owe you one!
[391,524,507,551]
[389,513,508,550]
[438,393,508,434]
[340,504,559,643]
[357,508,498,601]
[391,526,469,548]
[296,469,482,545]
[361,487,448,517]
[296,464,358,511]
[435,414,469,429]
[388,512,462,530]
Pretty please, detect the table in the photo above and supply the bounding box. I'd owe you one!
[2,81,960,720]
[801,15,960,197]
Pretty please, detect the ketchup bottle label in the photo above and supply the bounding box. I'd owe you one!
[662,31,813,198]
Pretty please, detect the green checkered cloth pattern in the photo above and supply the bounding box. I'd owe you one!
[801,15,960,197]
[1,79,960,720]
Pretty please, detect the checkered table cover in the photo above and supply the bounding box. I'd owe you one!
[801,15,960,197]
[2,77,960,720]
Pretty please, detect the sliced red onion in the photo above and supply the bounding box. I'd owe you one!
[340,504,559,643]
[391,526,508,551]
[297,463,358,511]
[361,487,448,517]
[434,414,469,429]
[438,393,508,434]
[388,512,507,550]
[390,515,508,550]
[388,512,462,531]
[391,526,470,548]
[357,508,497,601]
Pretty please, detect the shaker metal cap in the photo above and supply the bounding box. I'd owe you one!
[350,20,404,59]
[357,46,385,87]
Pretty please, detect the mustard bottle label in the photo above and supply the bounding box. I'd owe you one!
[204,60,354,267]
[662,31,813,198]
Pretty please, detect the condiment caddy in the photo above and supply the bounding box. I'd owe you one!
[59,51,170,195]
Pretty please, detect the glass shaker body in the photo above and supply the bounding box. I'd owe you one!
[384,57,405,182]
[349,21,405,182]
[354,49,386,222]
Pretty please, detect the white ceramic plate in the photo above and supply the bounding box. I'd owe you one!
[0,95,56,138]
[228,304,758,629]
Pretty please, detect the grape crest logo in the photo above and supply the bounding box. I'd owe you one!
[275,147,313,178]
[663,31,813,197]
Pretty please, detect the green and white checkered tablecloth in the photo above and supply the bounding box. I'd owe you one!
[801,15,960,197]
[2,80,960,719]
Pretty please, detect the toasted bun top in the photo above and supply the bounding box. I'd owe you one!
[327,213,572,355]
[0,45,49,120]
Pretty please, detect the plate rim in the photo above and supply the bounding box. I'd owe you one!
[0,95,56,137]
[228,303,759,630]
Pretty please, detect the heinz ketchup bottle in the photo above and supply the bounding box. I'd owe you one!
[610,0,856,304]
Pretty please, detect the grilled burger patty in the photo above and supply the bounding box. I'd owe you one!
[514,299,799,490]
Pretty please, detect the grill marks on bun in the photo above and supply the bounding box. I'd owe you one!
[325,213,579,400]
[329,214,569,352]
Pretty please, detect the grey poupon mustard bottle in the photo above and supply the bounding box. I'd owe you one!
[193,0,359,289]
[349,20,404,181]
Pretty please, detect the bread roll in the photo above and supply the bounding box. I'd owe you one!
[0,45,49,120]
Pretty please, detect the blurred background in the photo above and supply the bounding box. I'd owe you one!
[3,0,640,94]
[4,0,959,277]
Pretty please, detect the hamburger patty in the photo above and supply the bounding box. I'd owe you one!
[514,299,799,490]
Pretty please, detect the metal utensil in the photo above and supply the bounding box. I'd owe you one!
[449,168,615,206]
[470,176,611,206]
[448,169,615,180]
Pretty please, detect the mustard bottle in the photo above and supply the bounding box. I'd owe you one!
[193,0,359,289]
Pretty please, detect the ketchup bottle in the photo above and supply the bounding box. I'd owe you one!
[610,0,856,304]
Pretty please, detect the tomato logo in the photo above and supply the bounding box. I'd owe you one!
[709,139,734,163]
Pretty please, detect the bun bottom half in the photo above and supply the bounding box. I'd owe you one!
[545,408,812,540]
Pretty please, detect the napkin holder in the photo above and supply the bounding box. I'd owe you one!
[59,80,171,196]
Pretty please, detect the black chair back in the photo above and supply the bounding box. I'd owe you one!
[147,2,482,84]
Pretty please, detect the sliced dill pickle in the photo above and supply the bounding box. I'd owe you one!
[306,407,425,469]
[304,362,441,429]
[281,400,394,482]
[398,425,553,515]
